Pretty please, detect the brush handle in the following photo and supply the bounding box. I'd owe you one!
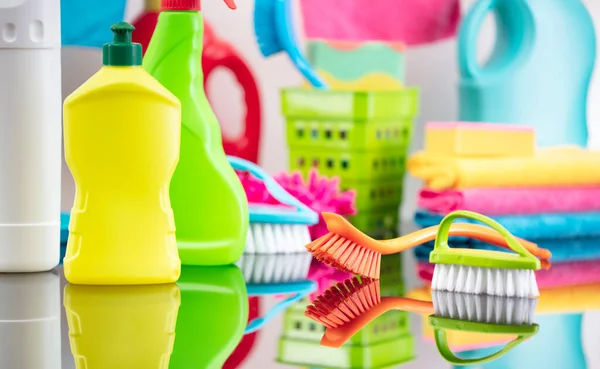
[245,281,316,334]
[275,0,328,89]
[433,210,538,262]
[227,156,317,220]
[434,327,535,365]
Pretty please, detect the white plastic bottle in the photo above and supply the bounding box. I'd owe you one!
[0,0,61,271]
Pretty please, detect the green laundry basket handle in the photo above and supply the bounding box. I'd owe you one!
[433,327,535,366]
[433,210,537,262]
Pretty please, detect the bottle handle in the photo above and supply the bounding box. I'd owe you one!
[203,31,262,163]
[434,327,535,365]
[458,0,535,79]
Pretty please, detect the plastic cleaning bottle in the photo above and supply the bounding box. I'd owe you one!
[0,0,61,272]
[143,0,249,266]
[63,22,182,285]
[458,0,596,147]
[170,265,248,369]
[64,284,181,369]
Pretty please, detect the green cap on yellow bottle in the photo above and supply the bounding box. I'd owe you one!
[103,22,143,67]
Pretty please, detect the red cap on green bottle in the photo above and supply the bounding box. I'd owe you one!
[161,0,236,10]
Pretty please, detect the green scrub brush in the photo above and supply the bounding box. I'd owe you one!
[430,211,541,298]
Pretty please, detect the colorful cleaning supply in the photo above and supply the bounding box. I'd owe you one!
[419,187,600,215]
[430,291,539,366]
[306,40,406,91]
[143,0,248,266]
[254,0,326,88]
[408,147,600,190]
[283,86,418,237]
[424,122,535,157]
[0,273,61,368]
[236,168,356,240]
[416,210,600,240]
[300,0,461,46]
[132,2,263,163]
[306,212,551,279]
[63,22,181,285]
[203,24,262,163]
[229,156,318,254]
[429,211,541,297]
[0,0,61,272]
[458,0,596,148]
[170,265,248,369]
[64,283,181,369]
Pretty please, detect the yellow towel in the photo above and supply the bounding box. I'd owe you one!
[407,146,600,190]
[407,284,600,350]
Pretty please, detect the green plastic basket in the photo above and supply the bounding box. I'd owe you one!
[341,178,404,211]
[289,147,407,182]
[282,88,418,151]
[282,88,419,120]
[286,118,412,150]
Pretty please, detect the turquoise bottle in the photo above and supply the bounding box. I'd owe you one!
[458,0,596,147]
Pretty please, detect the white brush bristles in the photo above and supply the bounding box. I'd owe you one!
[432,291,538,325]
[244,223,312,254]
[236,253,312,284]
[431,264,540,298]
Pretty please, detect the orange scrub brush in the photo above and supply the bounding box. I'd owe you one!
[306,212,552,279]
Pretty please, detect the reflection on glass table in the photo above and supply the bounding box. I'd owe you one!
[0,272,61,369]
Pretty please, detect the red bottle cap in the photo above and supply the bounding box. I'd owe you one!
[161,0,236,10]
[162,0,201,10]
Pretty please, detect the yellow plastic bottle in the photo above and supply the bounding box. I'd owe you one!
[63,22,181,285]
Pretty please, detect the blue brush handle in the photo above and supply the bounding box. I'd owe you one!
[245,280,317,334]
[275,0,328,89]
[227,156,318,224]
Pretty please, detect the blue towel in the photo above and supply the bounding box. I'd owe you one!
[414,238,600,264]
[61,0,127,48]
[415,210,600,240]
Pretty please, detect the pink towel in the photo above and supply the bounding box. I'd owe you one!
[299,0,460,46]
[418,261,600,289]
[419,187,600,215]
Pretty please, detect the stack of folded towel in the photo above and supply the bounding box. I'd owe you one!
[407,122,600,289]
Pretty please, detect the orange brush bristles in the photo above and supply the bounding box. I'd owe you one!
[307,233,382,279]
[305,277,380,329]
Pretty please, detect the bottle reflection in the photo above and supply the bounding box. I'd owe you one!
[170,265,248,369]
[64,283,180,368]
[0,272,61,369]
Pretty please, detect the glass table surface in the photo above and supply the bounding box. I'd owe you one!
[2,236,600,369]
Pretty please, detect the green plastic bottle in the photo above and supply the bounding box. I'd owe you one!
[143,0,248,265]
[169,265,248,369]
